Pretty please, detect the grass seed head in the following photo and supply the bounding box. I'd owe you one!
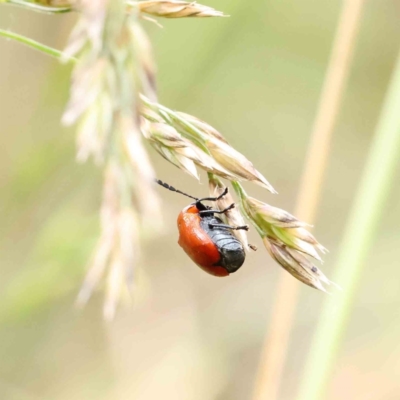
[77,164,141,318]
[232,183,332,291]
[263,238,332,292]
[139,99,277,188]
[129,21,157,101]
[130,0,226,18]
[143,121,200,179]
[65,0,163,317]
[142,120,241,180]
[245,197,308,229]
[242,195,324,260]
[205,137,276,192]
[176,112,229,143]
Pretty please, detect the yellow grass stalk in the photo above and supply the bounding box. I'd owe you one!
[252,1,366,399]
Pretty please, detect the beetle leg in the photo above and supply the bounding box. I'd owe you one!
[197,187,229,203]
[208,223,249,231]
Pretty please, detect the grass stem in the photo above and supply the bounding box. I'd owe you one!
[252,1,365,399]
[0,28,75,61]
[296,45,400,400]
[4,0,71,13]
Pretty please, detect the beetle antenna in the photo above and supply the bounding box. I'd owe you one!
[155,179,199,201]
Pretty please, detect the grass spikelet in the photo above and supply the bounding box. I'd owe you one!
[63,0,161,317]
[232,181,335,291]
[129,0,226,18]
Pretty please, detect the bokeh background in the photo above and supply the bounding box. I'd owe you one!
[1,1,400,399]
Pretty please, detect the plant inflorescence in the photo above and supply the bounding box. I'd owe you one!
[1,0,335,319]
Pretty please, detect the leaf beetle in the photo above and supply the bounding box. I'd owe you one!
[156,180,249,277]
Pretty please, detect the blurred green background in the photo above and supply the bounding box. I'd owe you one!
[1,1,400,399]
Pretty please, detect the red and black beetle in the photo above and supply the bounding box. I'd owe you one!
[156,180,248,277]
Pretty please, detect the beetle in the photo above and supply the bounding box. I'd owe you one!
[156,179,249,277]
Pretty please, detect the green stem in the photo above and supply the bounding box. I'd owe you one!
[231,180,247,199]
[231,181,264,237]
[297,47,400,400]
[5,0,72,13]
[0,28,77,61]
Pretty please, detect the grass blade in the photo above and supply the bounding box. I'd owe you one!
[297,46,400,400]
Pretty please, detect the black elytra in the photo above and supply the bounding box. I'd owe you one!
[200,215,246,273]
